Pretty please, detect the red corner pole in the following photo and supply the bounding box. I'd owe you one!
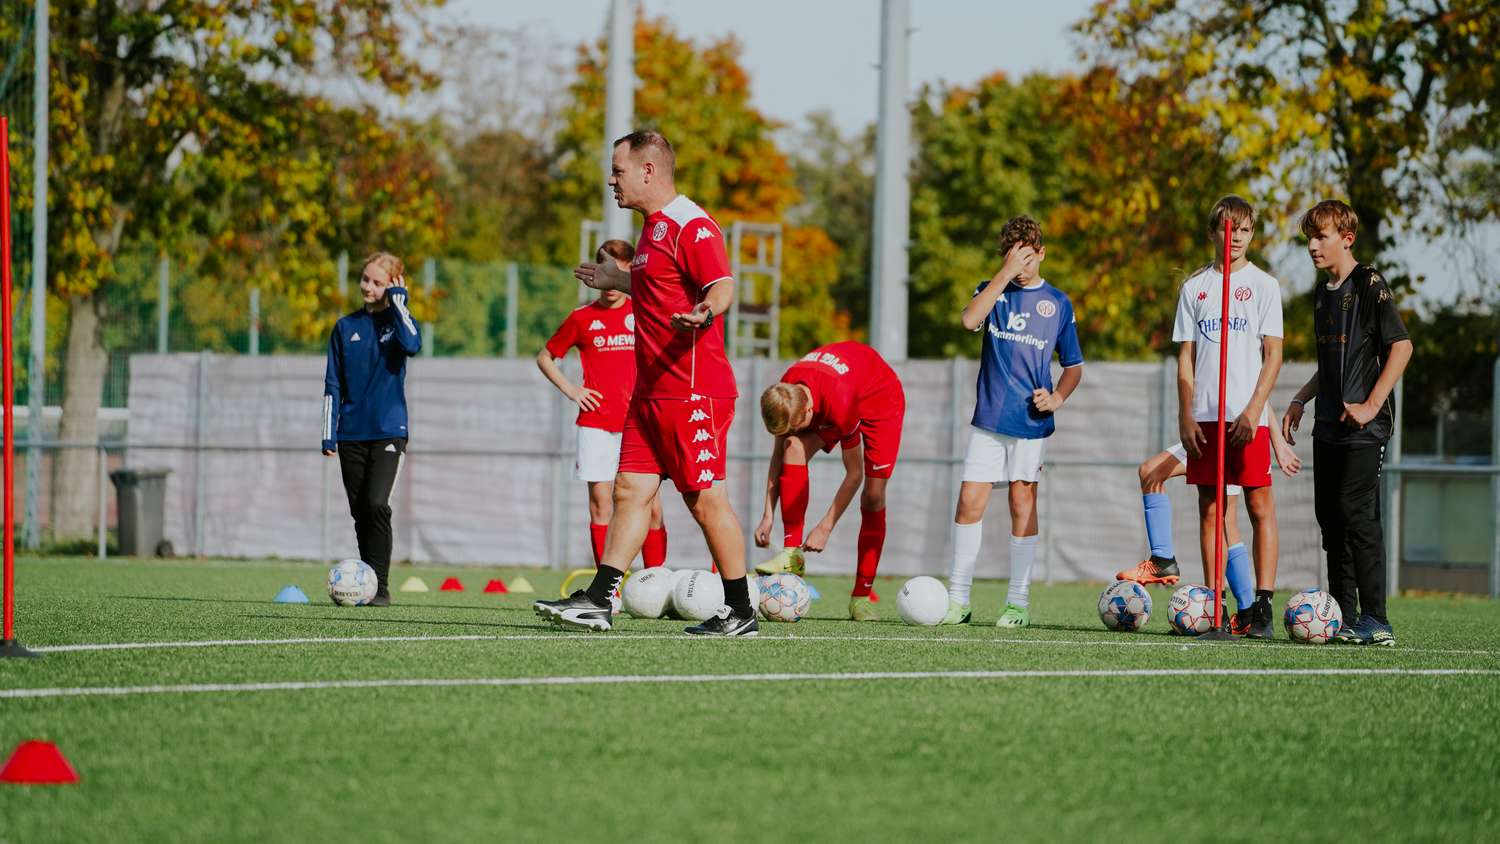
[1211,217,1231,630]
[0,114,30,658]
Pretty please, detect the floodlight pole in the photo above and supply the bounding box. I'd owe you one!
[23,0,48,552]
[869,0,911,361]
[602,0,636,242]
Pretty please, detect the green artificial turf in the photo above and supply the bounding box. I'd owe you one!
[2,557,1498,843]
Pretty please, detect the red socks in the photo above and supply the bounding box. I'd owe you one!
[780,463,809,547]
[642,527,668,568]
[589,523,608,567]
[852,507,886,597]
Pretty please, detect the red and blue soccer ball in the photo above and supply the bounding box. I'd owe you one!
[1098,581,1152,632]
[760,573,811,622]
[1167,584,1216,635]
[1283,589,1343,644]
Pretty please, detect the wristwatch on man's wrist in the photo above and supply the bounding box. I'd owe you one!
[701,305,715,328]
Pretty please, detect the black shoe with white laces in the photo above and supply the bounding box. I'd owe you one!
[534,590,613,631]
[684,606,759,637]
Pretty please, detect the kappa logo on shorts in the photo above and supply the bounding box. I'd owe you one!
[589,319,606,330]
[695,449,714,463]
[696,469,714,483]
[652,221,669,241]
[689,393,703,401]
[692,429,710,442]
[689,409,709,422]
[1035,300,1057,318]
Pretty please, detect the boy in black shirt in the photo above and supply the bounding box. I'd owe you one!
[1282,200,1412,646]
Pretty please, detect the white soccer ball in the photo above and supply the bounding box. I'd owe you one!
[327,559,378,606]
[759,573,811,622]
[622,567,675,619]
[1167,584,1216,635]
[1283,589,1344,644]
[896,576,949,626]
[1098,581,1152,632]
[746,574,762,619]
[670,569,725,622]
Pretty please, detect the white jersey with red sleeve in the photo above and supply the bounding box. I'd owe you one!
[629,194,738,400]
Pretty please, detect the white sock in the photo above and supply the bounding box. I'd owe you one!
[948,521,983,606]
[1006,534,1038,608]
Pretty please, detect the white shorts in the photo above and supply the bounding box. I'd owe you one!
[962,427,1045,485]
[575,426,623,482]
[1164,442,1241,496]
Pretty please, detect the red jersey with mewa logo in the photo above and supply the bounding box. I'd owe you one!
[629,195,738,399]
[544,299,637,432]
[780,341,905,453]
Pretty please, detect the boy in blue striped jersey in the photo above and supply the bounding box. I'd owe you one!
[322,252,422,605]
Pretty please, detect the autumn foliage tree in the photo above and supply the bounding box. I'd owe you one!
[40,1,446,540]
[547,14,847,355]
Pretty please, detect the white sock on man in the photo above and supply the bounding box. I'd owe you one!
[948,521,983,606]
[1006,534,1038,608]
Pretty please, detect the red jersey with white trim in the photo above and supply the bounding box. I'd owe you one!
[629,194,737,399]
[544,299,637,432]
[780,341,901,448]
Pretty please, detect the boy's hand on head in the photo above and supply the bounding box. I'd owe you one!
[998,243,1037,281]
[1031,388,1063,413]
[1340,401,1377,428]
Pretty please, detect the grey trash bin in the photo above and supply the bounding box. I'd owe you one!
[110,468,173,557]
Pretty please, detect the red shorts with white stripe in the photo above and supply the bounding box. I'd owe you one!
[1186,425,1272,488]
[619,396,735,493]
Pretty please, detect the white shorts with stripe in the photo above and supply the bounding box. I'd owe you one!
[961,427,1045,485]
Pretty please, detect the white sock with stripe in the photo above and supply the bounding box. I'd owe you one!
[1006,534,1038,608]
[948,521,983,606]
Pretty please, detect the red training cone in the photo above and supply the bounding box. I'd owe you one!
[439,577,464,592]
[482,579,508,594]
[1,741,80,785]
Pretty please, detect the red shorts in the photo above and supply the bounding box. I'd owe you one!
[619,396,735,493]
[818,394,906,480]
[1186,425,1272,488]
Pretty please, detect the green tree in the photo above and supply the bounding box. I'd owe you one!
[547,14,848,355]
[787,111,875,336]
[40,0,445,540]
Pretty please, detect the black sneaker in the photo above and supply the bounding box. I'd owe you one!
[1367,619,1396,647]
[1245,600,1274,639]
[1332,616,1364,644]
[684,606,759,637]
[534,591,613,631]
[369,592,391,607]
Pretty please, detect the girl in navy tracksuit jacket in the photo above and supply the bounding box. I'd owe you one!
[322,252,422,604]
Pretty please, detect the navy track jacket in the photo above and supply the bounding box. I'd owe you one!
[322,287,422,451]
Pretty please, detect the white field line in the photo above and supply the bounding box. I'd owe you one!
[23,633,1500,658]
[31,635,494,653]
[3,668,1498,701]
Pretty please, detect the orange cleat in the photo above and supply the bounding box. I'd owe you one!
[1115,558,1182,586]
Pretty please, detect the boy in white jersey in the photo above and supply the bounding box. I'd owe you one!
[942,216,1084,627]
[1171,195,1284,638]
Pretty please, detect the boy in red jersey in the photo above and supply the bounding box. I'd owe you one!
[754,341,905,621]
[537,239,667,571]
[535,131,755,636]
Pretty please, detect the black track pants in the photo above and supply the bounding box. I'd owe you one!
[338,438,406,594]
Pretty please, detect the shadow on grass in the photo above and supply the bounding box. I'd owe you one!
[237,613,558,633]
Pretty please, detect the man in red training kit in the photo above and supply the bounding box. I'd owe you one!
[754,341,906,621]
[537,238,667,572]
[534,130,756,636]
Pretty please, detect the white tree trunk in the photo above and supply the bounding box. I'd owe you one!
[51,293,108,541]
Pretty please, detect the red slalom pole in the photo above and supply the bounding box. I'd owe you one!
[1211,217,1231,631]
[1,115,34,658]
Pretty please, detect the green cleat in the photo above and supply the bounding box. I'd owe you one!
[849,595,879,622]
[938,598,971,625]
[754,546,806,577]
[995,603,1030,628]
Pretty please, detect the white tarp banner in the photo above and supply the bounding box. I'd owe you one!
[127,353,1325,589]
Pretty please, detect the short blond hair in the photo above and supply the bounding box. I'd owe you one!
[760,382,809,436]
[1299,200,1359,239]
[1208,195,1256,237]
[362,251,405,281]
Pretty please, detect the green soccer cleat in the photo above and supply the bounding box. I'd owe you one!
[938,598,972,625]
[995,603,1030,628]
[849,594,879,622]
[754,546,806,577]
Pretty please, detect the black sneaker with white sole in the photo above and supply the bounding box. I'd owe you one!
[534,590,613,631]
[684,607,759,637]
[1245,600,1274,640]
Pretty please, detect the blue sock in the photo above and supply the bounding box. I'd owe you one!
[1142,493,1174,560]
[1226,542,1253,611]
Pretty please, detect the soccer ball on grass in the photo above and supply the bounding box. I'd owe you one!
[1098,581,1152,632]
[760,573,811,622]
[1166,584,1216,635]
[896,576,949,626]
[327,559,378,606]
[670,569,724,622]
[621,567,675,619]
[1283,589,1343,644]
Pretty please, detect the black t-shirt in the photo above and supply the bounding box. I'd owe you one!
[1311,264,1409,446]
